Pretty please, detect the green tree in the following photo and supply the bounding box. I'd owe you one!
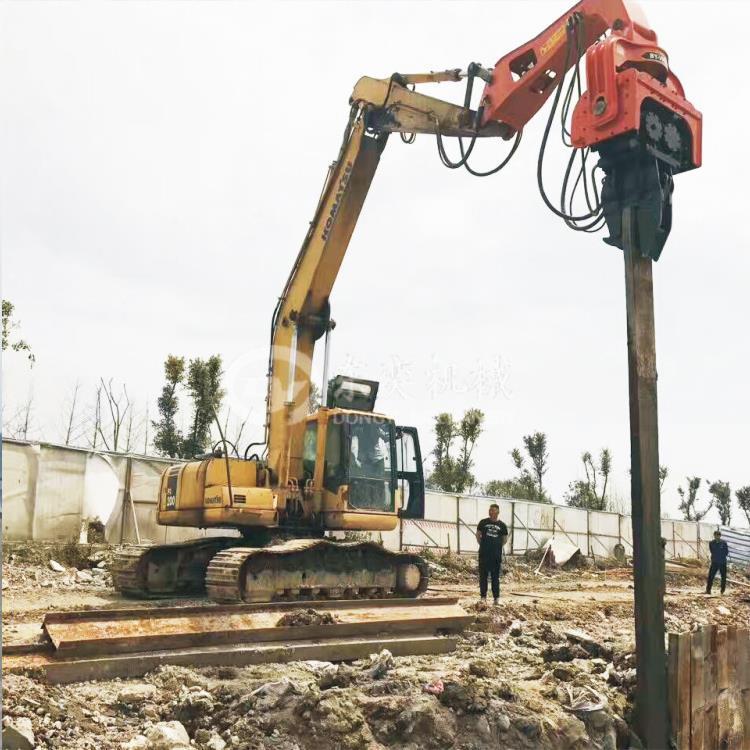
[427,409,484,493]
[505,432,550,503]
[455,408,484,493]
[523,432,549,497]
[428,413,457,492]
[153,356,185,458]
[182,356,225,458]
[565,448,612,511]
[2,300,34,363]
[483,478,537,502]
[659,465,668,495]
[708,480,732,526]
[677,477,712,522]
[736,486,750,526]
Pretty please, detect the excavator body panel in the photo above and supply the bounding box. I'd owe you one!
[152,406,424,536]
[156,458,278,529]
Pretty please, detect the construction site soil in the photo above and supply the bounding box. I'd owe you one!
[2,542,749,750]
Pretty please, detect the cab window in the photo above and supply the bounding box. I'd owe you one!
[324,421,345,493]
[302,422,317,481]
[347,418,395,512]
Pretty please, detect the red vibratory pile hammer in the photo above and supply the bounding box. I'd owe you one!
[478,0,702,260]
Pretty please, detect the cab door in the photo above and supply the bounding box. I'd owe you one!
[395,426,424,519]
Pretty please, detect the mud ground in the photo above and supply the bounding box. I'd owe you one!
[2,542,749,750]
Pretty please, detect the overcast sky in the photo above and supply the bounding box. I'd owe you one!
[2,1,748,526]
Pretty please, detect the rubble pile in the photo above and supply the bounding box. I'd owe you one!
[1,645,630,750]
[2,542,115,594]
[1,605,643,749]
[2,554,113,594]
[2,542,748,749]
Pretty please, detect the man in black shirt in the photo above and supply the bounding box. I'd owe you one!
[476,503,508,604]
[706,530,729,594]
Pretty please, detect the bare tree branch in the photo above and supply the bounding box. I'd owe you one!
[63,381,81,445]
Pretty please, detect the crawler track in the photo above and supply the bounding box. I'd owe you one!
[113,538,429,605]
[205,539,429,603]
[112,538,237,598]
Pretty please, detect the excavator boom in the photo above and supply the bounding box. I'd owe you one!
[265,74,501,487]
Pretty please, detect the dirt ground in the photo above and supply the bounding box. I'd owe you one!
[2,542,749,750]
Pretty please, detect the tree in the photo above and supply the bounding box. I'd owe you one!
[230,409,251,454]
[90,384,103,449]
[1,300,34,363]
[736,486,750,526]
[508,432,550,503]
[427,409,484,493]
[125,409,134,451]
[677,477,712,522]
[182,356,225,458]
[153,356,185,458]
[659,465,668,495]
[483,478,537,502]
[455,409,484,493]
[708,480,732,526]
[3,392,35,440]
[62,381,81,446]
[97,378,131,451]
[143,405,150,454]
[565,448,612,511]
[428,413,457,492]
[523,432,549,497]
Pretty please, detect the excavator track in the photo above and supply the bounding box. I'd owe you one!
[112,537,238,598]
[114,537,429,604]
[205,538,429,604]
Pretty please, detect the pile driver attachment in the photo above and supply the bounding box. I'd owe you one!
[477,0,701,260]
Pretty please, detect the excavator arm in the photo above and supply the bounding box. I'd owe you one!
[264,73,506,485]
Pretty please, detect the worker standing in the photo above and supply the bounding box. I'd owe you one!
[476,503,508,605]
[706,530,729,594]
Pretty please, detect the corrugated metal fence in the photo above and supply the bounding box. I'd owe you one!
[3,438,749,566]
[721,527,750,567]
[391,491,732,563]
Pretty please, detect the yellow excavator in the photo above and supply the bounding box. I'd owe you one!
[112,71,508,603]
[113,0,701,605]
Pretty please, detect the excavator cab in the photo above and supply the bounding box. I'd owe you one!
[302,406,425,528]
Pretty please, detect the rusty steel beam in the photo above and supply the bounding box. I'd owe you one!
[623,207,669,749]
[41,596,459,624]
[4,634,458,685]
[39,598,471,658]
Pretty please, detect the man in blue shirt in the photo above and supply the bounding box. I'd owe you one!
[706,530,729,594]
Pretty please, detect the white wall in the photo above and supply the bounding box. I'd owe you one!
[1,439,227,544]
[1,439,727,561]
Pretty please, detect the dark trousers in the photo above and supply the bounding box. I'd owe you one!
[706,561,727,593]
[479,554,501,599]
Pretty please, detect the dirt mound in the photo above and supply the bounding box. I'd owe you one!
[277,608,339,627]
[3,540,111,569]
